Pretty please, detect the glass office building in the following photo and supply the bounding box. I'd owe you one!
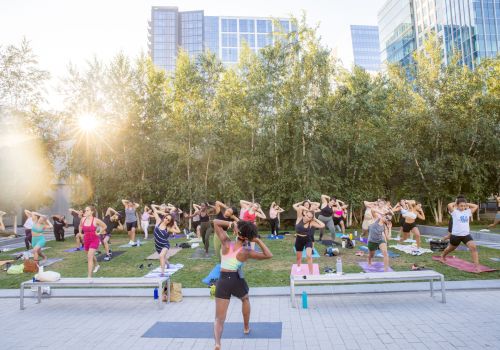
[378,0,500,69]
[378,0,417,66]
[413,0,500,69]
[149,7,292,71]
[350,25,381,72]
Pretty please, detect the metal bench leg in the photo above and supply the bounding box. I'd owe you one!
[290,279,296,308]
[37,286,42,304]
[440,277,446,304]
[430,279,434,297]
[157,282,162,309]
[20,283,25,310]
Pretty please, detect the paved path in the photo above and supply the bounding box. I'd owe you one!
[3,290,500,349]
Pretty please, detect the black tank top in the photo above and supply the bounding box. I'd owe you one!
[216,209,231,221]
[199,211,210,222]
[320,205,333,217]
[295,219,314,238]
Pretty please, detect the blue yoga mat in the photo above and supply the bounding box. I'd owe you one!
[293,247,320,258]
[202,264,221,285]
[267,234,284,240]
[142,322,282,339]
[358,246,399,258]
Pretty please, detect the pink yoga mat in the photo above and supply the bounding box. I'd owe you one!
[291,264,320,276]
[358,261,393,273]
[432,256,497,273]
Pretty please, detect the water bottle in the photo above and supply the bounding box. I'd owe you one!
[137,239,141,247]
[354,230,358,237]
[352,239,356,247]
[302,291,308,309]
[336,258,343,275]
[153,287,159,300]
[39,266,44,273]
[349,233,353,240]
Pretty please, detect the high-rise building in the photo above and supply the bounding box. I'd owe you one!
[378,0,500,69]
[149,6,292,71]
[378,0,417,67]
[350,25,381,72]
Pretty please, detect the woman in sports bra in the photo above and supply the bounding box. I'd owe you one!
[151,206,180,276]
[79,206,107,277]
[30,212,53,266]
[122,199,140,246]
[294,210,325,274]
[394,200,425,249]
[212,219,272,350]
[332,198,349,235]
[192,202,214,257]
[239,200,267,223]
[317,194,337,242]
[292,200,320,225]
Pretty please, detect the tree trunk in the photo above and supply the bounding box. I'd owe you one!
[204,152,210,193]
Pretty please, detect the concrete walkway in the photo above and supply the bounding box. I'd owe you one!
[2,289,500,350]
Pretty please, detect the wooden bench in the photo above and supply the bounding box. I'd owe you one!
[20,277,170,310]
[290,270,446,307]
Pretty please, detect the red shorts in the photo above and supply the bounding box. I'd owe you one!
[84,233,100,251]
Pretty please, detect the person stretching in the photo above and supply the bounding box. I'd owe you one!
[69,208,84,249]
[80,206,107,277]
[141,205,152,240]
[397,200,425,249]
[441,197,480,272]
[213,219,273,350]
[0,210,6,231]
[367,210,393,272]
[101,207,120,261]
[318,195,336,242]
[332,198,348,235]
[239,200,266,250]
[23,210,34,250]
[31,212,53,266]
[269,202,285,236]
[152,206,180,276]
[294,210,325,274]
[213,201,239,259]
[122,199,139,246]
[488,194,500,228]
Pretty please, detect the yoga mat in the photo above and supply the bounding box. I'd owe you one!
[187,237,202,243]
[191,243,200,248]
[189,248,215,259]
[142,322,282,339]
[293,247,320,258]
[357,246,399,258]
[490,258,500,262]
[12,247,51,257]
[390,244,433,255]
[358,261,393,273]
[118,241,150,248]
[39,258,64,267]
[320,240,341,246]
[358,237,368,243]
[96,251,125,262]
[290,263,320,276]
[170,234,185,239]
[432,256,497,273]
[266,235,284,240]
[144,263,184,278]
[202,264,221,285]
[145,247,181,260]
[63,247,82,253]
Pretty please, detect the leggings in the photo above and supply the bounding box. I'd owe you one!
[141,220,149,239]
[318,215,335,240]
[200,221,213,252]
[25,229,32,250]
[269,218,279,235]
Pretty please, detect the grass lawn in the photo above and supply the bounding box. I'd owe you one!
[1,230,500,290]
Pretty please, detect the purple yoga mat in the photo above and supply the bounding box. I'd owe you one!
[358,261,393,273]
[63,247,82,253]
[432,256,496,273]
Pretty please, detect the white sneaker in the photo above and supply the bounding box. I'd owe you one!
[93,265,100,273]
[128,240,137,246]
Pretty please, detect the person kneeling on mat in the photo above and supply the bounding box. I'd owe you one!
[441,197,480,272]
[367,210,393,272]
[212,219,272,350]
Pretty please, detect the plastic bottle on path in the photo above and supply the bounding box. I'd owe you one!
[336,258,343,275]
[154,287,159,300]
[137,239,141,247]
[302,291,308,309]
[354,230,358,237]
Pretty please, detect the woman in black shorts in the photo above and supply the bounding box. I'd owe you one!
[294,210,325,274]
[212,219,272,350]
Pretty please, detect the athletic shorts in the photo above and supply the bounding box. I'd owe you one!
[399,216,405,226]
[294,235,312,252]
[402,222,417,233]
[126,221,138,231]
[333,216,343,225]
[368,241,383,251]
[215,272,249,300]
[84,233,100,251]
[450,234,473,246]
[32,235,46,248]
[74,227,79,235]
[192,221,200,230]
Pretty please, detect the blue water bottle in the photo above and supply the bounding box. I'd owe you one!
[153,287,159,300]
[302,291,308,309]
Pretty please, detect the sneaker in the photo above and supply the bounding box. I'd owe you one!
[103,255,111,261]
[109,250,113,256]
[128,240,137,246]
[93,265,100,273]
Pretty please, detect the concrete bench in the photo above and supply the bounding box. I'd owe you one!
[20,277,170,310]
[290,270,446,307]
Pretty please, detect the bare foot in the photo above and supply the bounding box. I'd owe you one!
[440,256,447,263]
[474,266,482,273]
[214,344,221,350]
[244,327,250,335]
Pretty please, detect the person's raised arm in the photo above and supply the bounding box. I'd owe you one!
[310,217,326,229]
[213,219,231,243]
[276,207,285,213]
[170,222,181,234]
[417,208,425,220]
[192,203,201,211]
[467,202,479,214]
[292,201,304,211]
[447,202,456,213]
[309,201,320,210]
[256,208,267,219]
[25,209,33,217]
[121,199,129,207]
[240,200,252,210]
[320,194,330,207]
[106,207,118,216]
[94,218,107,235]
[363,201,377,208]
[133,202,140,209]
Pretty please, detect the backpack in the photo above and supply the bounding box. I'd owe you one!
[344,238,354,249]
[325,246,339,257]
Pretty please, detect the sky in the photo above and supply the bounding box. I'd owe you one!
[0,0,386,108]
